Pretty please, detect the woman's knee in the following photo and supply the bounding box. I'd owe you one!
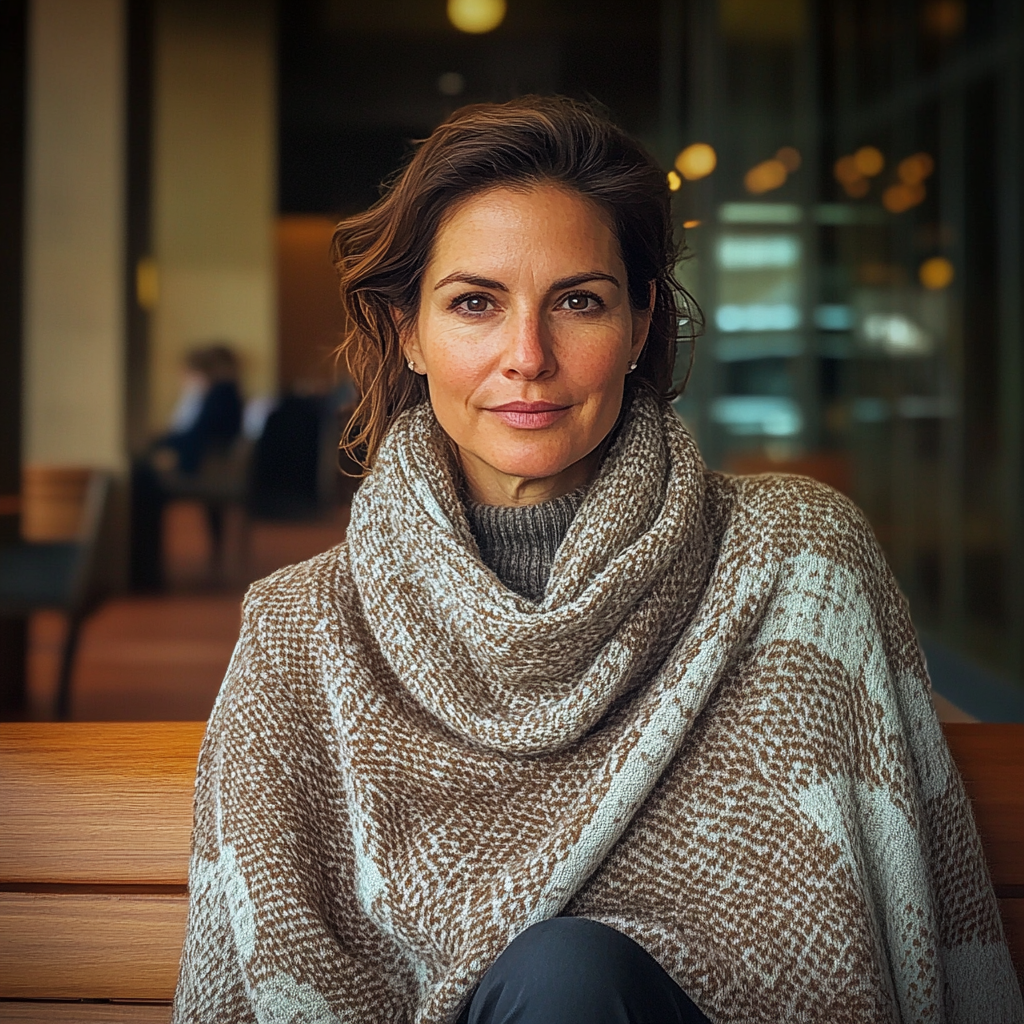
[498,916,641,990]
[463,917,711,1024]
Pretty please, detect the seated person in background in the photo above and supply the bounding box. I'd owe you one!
[156,344,243,476]
[130,343,242,591]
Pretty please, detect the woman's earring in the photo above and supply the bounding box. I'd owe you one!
[628,361,638,372]
[407,360,416,372]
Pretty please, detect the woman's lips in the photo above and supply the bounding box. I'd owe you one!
[486,401,571,429]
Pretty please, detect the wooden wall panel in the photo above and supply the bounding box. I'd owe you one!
[0,722,202,884]
[944,723,1024,888]
[0,892,186,1000]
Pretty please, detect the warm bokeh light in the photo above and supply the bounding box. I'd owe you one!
[923,0,966,37]
[854,146,885,177]
[834,153,875,197]
[667,170,682,191]
[675,143,717,180]
[883,182,926,213]
[897,152,935,185]
[919,256,954,289]
[136,257,159,310]
[744,159,788,194]
[834,155,862,186]
[776,146,801,172]
[447,0,506,34]
[683,219,702,228]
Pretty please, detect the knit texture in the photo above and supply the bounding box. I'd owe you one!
[172,395,1023,1024]
[464,488,587,601]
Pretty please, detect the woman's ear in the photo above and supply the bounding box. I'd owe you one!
[629,282,656,361]
[394,306,425,374]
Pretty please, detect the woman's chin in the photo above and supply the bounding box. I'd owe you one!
[473,447,591,487]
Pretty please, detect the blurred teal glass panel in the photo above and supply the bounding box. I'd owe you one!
[716,303,801,331]
[710,396,802,436]
[813,204,885,226]
[718,202,802,224]
[716,235,801,269]
[814,304,853,331]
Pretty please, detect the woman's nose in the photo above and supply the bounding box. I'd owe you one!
[501,311,554,380]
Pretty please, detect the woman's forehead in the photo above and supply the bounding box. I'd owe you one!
[427,185,621,280]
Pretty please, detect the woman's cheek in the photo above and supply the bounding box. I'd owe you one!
[563,333,628,390]
[436,353,495,403]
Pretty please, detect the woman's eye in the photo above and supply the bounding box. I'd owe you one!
[561,293,601,311]
[455,294,493,314]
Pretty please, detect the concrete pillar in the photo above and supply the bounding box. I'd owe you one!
[23,0,127,470]
[149,0,276,432]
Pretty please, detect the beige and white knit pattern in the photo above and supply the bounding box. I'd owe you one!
[172,395,1023,1023]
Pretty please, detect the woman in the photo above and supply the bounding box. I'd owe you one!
[173,98,1022,1023]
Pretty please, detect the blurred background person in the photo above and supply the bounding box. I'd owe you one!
[130,343,243,591]
[157,344,242,477]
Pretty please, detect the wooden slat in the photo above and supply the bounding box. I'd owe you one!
[0,892,187,1001]
[6,724,1014,887]
[943,723,1024,888]
[0,723,203,885]
[0,1003,171,1023]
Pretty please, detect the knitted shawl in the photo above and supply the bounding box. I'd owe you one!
[172,395,1022,1024]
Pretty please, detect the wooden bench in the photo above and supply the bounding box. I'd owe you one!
[1,722,1021,1020]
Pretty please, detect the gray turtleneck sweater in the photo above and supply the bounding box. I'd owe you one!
[464,489,587,602]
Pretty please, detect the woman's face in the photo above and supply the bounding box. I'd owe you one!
[404,184,651,505]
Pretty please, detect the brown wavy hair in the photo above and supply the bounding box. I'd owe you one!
[331,95,702,473]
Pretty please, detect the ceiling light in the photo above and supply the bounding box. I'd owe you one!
[447,0,506,34]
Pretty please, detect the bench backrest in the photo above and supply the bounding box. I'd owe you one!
[1,721,1021,1018]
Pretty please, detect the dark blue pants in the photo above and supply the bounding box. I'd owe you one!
[458,917,712,1024]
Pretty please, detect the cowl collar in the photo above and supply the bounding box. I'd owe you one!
[347,395,712,755]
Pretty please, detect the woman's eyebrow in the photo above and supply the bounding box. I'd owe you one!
[550,272,620,290]
[433,273,507,292]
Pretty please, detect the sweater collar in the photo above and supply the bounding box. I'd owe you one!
[347,394,712,755]
[464,487,588,603]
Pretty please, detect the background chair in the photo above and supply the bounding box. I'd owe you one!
[162,435,252,581]
[0,469,112,719]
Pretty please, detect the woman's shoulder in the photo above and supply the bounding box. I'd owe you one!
[241,541,358,643]
[711,468,880,565]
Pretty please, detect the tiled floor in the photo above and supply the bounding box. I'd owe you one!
[29,596,243,720]
[26,500,348,721]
